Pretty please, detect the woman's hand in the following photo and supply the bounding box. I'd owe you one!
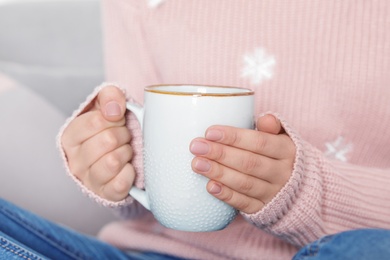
[61,86,135,201]
[190,114,295,214]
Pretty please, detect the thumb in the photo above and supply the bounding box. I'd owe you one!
[257,114,285,135]
[96,86,127,122]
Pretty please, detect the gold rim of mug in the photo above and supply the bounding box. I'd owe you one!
[145,84,254,97]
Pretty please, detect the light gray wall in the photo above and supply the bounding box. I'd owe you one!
[0,0,116,236]
[0,0,104,116]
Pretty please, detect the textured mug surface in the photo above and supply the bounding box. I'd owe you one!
[127,85,254,232]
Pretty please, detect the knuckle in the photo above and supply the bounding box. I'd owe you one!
[61,131,71,150]
[88,113,106,132]
[213,145,227,162]
[241,154,259,173]
[236,199,251,212]
[61,126,79,151]
[105,152,122,174]
[69,162,84,179]
[123,144,134,160]
[244,202,263,214]
[238,178,254,193]
[228,130,240,145]
[254,135,267,153]
[120,126,132,143]
[111,176,131,195]
[67,155,86,180]
[219,188,234,203]
[101,130,120,150]
[213,166,224,180]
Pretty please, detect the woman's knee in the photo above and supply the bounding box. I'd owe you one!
[293,229,390,260]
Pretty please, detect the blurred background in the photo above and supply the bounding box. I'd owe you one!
[0,0,116,235]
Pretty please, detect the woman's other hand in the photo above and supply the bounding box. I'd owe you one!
[62,86,135,201]
[190,114,295,214]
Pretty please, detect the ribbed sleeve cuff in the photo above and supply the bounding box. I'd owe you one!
[242,113,390,247]
[242,113,326,246]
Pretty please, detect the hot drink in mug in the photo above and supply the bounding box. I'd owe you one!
[127,84,254,232]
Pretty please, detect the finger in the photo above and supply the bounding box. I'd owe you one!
[100,163,135,201]
[192,128,295,160]
[96,86,127,122]
[88,144,133,188]
[192,157,280,201]
[206,181,264,214]
[62,110,126,149]
[191,139,293,182]
[256,114,284,134]
[190,136,294,183]
[73,126,131,176]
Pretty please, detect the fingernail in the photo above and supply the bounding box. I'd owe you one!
[190,141,209,155]
[105,101,121,117]
[194,158,211,172]
[205,129,223,141]
[209,183,222,195]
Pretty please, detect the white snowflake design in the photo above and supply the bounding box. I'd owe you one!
[241,47,276,85]
[324,136,353,162]
[147,0,165,8]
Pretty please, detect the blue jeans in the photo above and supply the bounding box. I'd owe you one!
[0,198,183,260]
[293,228,390,260]
[2,198,390,260]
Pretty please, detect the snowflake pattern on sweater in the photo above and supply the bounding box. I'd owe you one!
[242,47,276,85]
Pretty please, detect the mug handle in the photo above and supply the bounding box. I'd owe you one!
[126,102,151,210]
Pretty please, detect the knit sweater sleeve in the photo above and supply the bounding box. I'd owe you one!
[243,114,390,247]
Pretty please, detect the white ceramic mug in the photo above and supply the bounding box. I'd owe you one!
[127,85,254,232]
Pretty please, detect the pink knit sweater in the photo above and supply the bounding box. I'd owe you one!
[57,1,390,259]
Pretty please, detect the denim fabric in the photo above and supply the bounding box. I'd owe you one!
[0,199,183,260]
[293,228,390,260]
[5,198,389,260]
[0,231,46,260]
